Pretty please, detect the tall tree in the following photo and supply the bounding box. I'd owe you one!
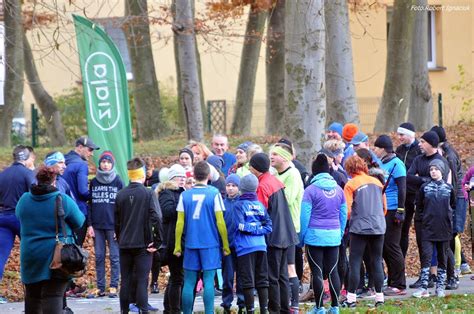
[408,0,433,130]
[174,0,204,141]
[284,0,326,168]
[124,0,167,140]
[231,3,267,135]
[0,0,24,147]
[23,34,67,146]
[374,0,415,132]
[325,0,359,125]
[265,0,285,135]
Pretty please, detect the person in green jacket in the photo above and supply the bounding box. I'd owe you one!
[16,165,85,313]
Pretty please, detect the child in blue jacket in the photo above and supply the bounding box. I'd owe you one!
[234,174,272,314]
[221,174,245,312]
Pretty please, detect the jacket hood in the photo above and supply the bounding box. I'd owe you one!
[30,184,60,201]
[310,173,337,190]
[156,180,180,193]
[65,150,85,164]
[369,167,385,177]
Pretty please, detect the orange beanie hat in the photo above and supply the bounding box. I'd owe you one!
[342,123,359,142]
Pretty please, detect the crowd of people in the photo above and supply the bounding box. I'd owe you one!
[0,122,473,314]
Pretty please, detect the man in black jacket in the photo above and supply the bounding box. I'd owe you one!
[395,122,423,258]
[406,131,450,289]
[115,158,163,314]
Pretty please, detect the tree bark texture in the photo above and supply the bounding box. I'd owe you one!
[174,0,204,141]
[231,4,267,136]
[23,34,67,146]
[408,0,433,130]
[374,0,415,132]
[285,0,326,169]
[125,0,167,140]
[0,0,24,147]
[172,0,185,126]
[265,0,285,135]
[325,0,359,125]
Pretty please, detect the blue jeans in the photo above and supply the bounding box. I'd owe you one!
[94,229,120,291]
[0,212,21,279]
[221,248,244,309]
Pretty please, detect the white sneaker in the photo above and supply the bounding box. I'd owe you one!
[436,289,446,298]
[461,263,472,275]
[412,288,430,298]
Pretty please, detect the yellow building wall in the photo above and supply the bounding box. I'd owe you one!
[22,0,473,137]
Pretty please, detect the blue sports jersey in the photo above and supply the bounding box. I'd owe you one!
[380,156,406,210]
[177,184,225,249]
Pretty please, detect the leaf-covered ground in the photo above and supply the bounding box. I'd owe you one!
[1,122,473,301]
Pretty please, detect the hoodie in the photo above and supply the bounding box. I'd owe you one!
[63,150,90,215]
[300,173,347,247]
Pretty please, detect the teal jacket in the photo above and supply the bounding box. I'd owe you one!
[16,186,85,284]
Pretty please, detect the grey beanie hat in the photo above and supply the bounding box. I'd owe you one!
[239,174,259,193]
[429,159,446,175]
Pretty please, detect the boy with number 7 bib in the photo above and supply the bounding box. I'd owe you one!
[174,161,231,314]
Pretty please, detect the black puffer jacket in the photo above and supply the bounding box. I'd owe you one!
[157,181,185,256]
[396,139,422,172]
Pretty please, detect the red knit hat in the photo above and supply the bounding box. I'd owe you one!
[99,151,115,168]
[342,123,359,142]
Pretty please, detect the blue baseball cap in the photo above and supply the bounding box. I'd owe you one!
[349,132,369,145]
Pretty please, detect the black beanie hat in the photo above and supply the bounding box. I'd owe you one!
[179,148,194,162]
[311,154,330,175]
[399,122,415,132]
[374,135,394,152]
[421,131,440,148]
[430,125,447,143]
[249,153,270,173]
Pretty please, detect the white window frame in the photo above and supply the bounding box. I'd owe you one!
[427,11,437,69]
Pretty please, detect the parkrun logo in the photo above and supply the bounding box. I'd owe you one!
[84,52,121,131]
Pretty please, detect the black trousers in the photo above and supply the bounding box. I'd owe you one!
[400,193,416,257]
[267,246,290,313]
[119,248,153,313]
[163,252,184,314]
[295,246,304,281]
[338,231,349,289]
[307,245,340,308]
[25,279,69,314]
[383,211,406,289]
[151,251,161,284]
[421,240,449,269]
[348,233,384,294]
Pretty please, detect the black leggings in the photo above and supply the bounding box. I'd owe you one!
[307,245,340,308]
[163,252,184,314]
[348,233,384,294]
[25,279,69,314]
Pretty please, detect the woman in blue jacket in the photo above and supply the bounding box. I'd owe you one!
[16,166,85,313]
[300,154,347,314]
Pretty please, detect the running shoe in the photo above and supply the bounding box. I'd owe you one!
[412,288,429,298]
[383,286,406,296]
[461,263,472,275]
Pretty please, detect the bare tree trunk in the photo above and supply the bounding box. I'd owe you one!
[285,0,326,169]
[192,0,207,130]
[374,0,415,132]
[408,0,433,130]
[23,34,67,146]
[0,0,24,147]
[265,0,285,135]
[325,0,359,125]
[172,0,185,126]
[231,5,267,136]
[174,0,204,141]
[125,0,167,140]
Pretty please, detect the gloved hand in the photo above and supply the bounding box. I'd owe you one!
[394,208,405,225]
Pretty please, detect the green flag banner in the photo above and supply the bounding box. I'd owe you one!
[73,14,133,182]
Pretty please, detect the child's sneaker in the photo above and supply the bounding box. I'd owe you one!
[412,288,429,298]
[0,296,7,304]
[436,289,446,298]
[108,287,118,298]
[461,263,472,275]
[358,287,376,299]
[308,306,326,314]
[341,301,356,308]
[328,306,339,314]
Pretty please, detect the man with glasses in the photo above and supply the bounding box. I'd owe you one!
[63,136,100,246]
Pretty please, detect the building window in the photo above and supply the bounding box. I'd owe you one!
[386,8,439,69]
[427,11,436,68]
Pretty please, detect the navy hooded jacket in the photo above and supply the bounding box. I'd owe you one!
[63,150,90,215]
[0,162,36,213]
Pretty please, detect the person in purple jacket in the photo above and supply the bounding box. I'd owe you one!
[300,154,347,314]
